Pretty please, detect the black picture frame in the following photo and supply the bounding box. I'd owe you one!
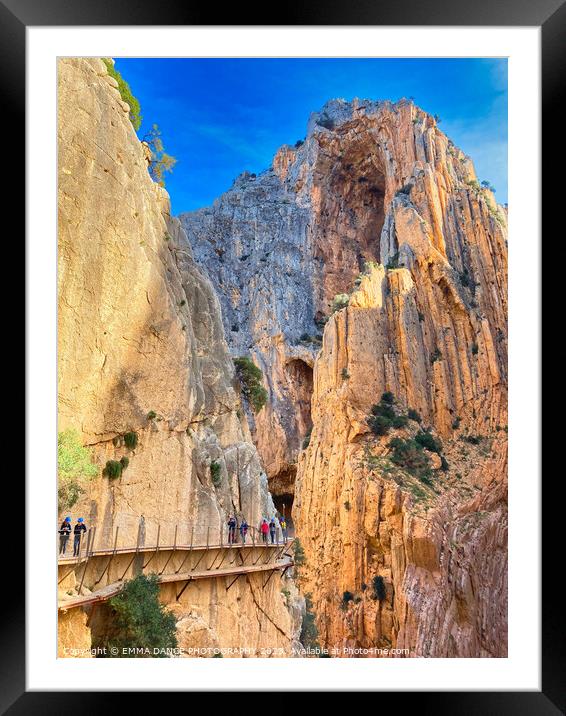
[11,0,558,709]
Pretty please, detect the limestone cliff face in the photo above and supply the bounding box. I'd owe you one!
[182,98,507,656]
[293,104,508,657]
[180,98,507,499]
[180,168,317,496]
[294,262,507,656]
[57,58,298,654]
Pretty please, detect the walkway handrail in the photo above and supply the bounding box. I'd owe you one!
[58,516,291,561]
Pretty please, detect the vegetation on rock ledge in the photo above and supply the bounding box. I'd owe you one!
[142,124,177,188]
[330,293,349,314]
[367,392,417,436]
[210,461,222,487]
[103,460,123,480]
[99,574,178,657]
[124,431,138,450]
[372,575,387,601]
[233,356,268,413]
[102,59,142,131]
[388,437,436,484]
[300,593,322,654]
[57,429,98,511]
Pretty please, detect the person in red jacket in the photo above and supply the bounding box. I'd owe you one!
[260,518,269,544]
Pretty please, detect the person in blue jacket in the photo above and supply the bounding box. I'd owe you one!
[58,516,71,555]
[73,517,87,557]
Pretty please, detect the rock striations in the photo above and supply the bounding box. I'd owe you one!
[181,98,508,656]
[57,58,300,656]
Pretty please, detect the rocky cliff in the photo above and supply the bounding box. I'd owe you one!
[57,58,300,655]
[181,98,508,656]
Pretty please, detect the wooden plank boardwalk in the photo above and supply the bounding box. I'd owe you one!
[58,540,291,565]
[58,541,294,612]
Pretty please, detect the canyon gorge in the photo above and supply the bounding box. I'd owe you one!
[58,58,507,658]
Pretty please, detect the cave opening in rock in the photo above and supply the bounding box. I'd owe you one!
[313,141,387,307]
[273,492,295,538]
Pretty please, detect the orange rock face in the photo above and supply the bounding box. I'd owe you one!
[291,100,507,657]
[182,99,506,511]
[181,97,507,657]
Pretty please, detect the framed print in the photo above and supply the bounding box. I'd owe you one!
[9,0,558,708]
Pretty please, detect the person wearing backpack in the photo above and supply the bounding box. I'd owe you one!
[58,517,71,555]
[73,517,87,557]
[269,518,277,544]
[239,519,248,544]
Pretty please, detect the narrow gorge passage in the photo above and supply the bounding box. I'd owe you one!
[284,359,314,449]
[272,494,295,537]
[267,358,313,501]
[56,55,508,662]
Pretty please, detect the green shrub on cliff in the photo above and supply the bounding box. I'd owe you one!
[367,397,396,435]
[368,414,392,436]
[123,431,138,450]
[300,594,321,653]
[103,460,123,480]
[57,429,98,511]
[415,430,442,454]
[142,124,177,188]
[408,408,422,423]
[233,356,268,413]
[372,401,395,420]
[102,574,177,657]
[210,461,222,486]
[293,538,306,567]
[372,575,387,601]
[340,591,354,610]
[392,414,409,429]
[330,293,349,313]
[102,59,142,131]
[388,437,433,482]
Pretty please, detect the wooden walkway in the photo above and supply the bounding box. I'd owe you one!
[58,540,294,612]
[58,540,291,565]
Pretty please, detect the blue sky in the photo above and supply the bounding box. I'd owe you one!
[115,58,507,214]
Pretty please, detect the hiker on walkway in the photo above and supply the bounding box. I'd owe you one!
[280,516,288,542]
[269,518,277,544]
[239,519,248,544]
[227,515,237,545]
[73,517,87,557]
[58,517,71,555]
[260,518,269,544]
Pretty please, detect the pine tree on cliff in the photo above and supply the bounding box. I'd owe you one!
[142,124,177,187]
[100,574,177,657]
